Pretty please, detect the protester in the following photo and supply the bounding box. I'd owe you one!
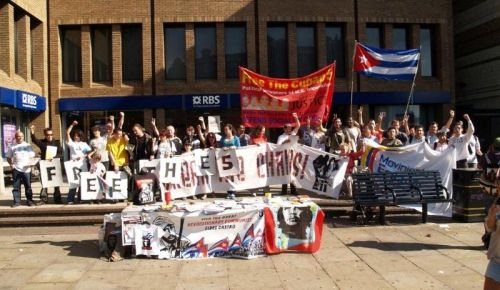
[427,110,454,145]
[7,131,36,207]
[30,125,63,204]
[433,131,449,152]
[306,116,327,151]
[154,129,176,158]
[372,112,385,142]
[107,128,131,175]
[219,124,241,199]
[90,125,109,170]
[237,125,251,147]
[66,121,92,204]
[339,142,365,198]
[250,125,267,145]
[408,125,427,144]
[88,152,107,202]
[182,125,201,150]
[277,113,300,195]
[467,135,483,168]
[484,185,500,290]
[360,124,378,144]
[389,117,408,145]
[345,117,361,152]
[381,127,403,147]
[448,114,475,168]
[202,132,219,149]
[479,137,500,191]
[129,123,153,172]
[326,115,351,154]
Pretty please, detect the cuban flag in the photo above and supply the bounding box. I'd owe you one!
[242,225,255,248]
[353,42,420,80]
[208,238,229,256]
[182,238,207,258]
[229,234,242,251]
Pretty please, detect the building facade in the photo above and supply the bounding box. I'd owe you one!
[0,0,455,188]
[454,0,500,146]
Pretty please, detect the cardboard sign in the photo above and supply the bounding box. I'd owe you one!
[158,157,182,184]
[64,159,88,187]
[194,149,217,176]
[138,159,160,174]
[80,172,104,200]
[208,115,221,133]
[215,149,240,177]
[105,171,128,200]
[39,158,63,188]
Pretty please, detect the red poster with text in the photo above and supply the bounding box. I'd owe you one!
[239,64,335,128]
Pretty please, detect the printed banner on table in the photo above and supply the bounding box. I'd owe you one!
[360,140,456,216]
[239,64,335,128]
[39,158,63,188]
[64,159,88,187]
[121,208,265,259]
[264,203,324,254]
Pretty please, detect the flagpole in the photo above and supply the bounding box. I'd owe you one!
[349,40,358,118]
[404,46,421,117]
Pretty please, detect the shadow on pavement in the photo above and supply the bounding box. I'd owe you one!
[346,240,484,252]
[18,239,99,259]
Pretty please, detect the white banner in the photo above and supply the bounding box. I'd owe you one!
[80,172,104,200]
[64,159,88,188]
[138,159,160,174]
[39,158,63,188]
[105,171,128,200]
[361,140,456,216]
[215,148,240,177]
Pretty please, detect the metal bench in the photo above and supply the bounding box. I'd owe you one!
[351,171,451,224]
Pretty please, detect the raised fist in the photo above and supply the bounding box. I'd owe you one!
[463,114,470,121]
[292,112,298,119]
[449,110,455,118]
[109,115,115,121]
[119,112,125,117]
[72,120,78,126]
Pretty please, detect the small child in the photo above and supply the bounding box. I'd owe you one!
[89,152,107,202]
[339,142,365,198]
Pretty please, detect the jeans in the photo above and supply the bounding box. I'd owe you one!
[12,169,33,205]
[67,188,80,203]
[40,187,62,203]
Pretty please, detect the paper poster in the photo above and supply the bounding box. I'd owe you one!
[39,158,63,188]
[46,145,58,160]
[215,148,240,177]
[80,172,104,200]
[208,115,221,133]
[138,159,160,174]
[157,157,182,184]
[105,171,128,200]
[64,159,88,187]
[2,124,16,156]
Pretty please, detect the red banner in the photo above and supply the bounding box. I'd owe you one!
[239,64,335,128]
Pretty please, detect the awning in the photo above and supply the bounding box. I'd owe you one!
[333,91,451,105]
[0,86,46,112]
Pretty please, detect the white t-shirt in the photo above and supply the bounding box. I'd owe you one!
[90,137,109,162]
[346,127,361,152]
[448,120,475,161]
[156,141,177,158]
[133,224,165,256]
[277,132,298,145]
[466,136,481,164]
[310,131,326,151]
[434,142,449,152]
[90,161,106,176]
[409,136,426,145]
[67,140,91,160]
[7,142,35,173]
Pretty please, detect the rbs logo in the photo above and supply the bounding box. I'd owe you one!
[192,95,220,106]
[22,93,37,106]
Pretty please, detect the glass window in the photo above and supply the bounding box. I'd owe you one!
[91,25,112,82]
[121,24,143,81]
[393,26,408,50]
[195,24,217,80]
[420,26,435,77]
[30,18,38,80]
[325,24,345,77]
[164,24,186,80]
[224,23,247,79]
[366,24,383,48]
[60,26,82,83]
[267,23,288,78]
[297,24,316,76]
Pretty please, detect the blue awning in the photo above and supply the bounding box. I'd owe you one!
[0,86,46,112]
[333,91,451,105]
[58,95,183,112]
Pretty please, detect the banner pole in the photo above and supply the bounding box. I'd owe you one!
[404,47,421,117]
[349,40,358,118]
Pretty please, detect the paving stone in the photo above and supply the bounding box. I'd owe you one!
[125,272,179,289]
[30,262,88,283]
[226,256,275,272]
[360,252,421,273]
[228,269,283,289]
[277,268,337,290]
[73,270,134,290]
[0,269,40,289]
[452,256,488,275]
[90,258,140,271]
[313,247,360,263]
[179,259,227,279]
[19,283,74,290]
[434,273,484,290]
[406,254,477,276]
[381,270,452,289]
[271,253,323,272]
[4,253,57,269]
[322,260,394,289]
[175,276,228,290]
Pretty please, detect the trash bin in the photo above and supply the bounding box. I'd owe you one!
[452,168,486,222]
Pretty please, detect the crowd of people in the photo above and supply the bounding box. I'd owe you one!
[6,108,499,208]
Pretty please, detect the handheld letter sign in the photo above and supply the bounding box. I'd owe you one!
[215,149,240,177]
[80,172,103,200]
[105,171,128,200]
[138,159,160,174]
[158,157,182,184]
[194,149,217,176]
[64,160,88,187]
[39,158,63,188]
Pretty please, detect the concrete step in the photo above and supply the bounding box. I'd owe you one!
[0,215,104,226]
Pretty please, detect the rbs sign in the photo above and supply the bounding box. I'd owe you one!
[192,95,221,106]
[15,90,45,111]
[22,93,37,107]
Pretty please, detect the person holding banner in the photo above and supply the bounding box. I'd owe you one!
[66,121,92,204]
[90,125,110,170]
[237,125,251,147]
[219,124,241,199]
[7,131,36,207]
[30,125,63,204]
[449,114,475,168]
[250,125,267,145]
[306,117,327,151]
[326,116,351,154]
[129,123,154,173]
[278,113,301,196]
[381,127,403,147]
[426,110,455,145]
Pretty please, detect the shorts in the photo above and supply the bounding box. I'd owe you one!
[486,259,500,283]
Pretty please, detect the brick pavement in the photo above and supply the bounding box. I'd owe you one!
[0,218,487,290]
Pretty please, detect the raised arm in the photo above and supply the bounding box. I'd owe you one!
[29,125,42,147]
[118,112,125,130]
[66,121,77,145]
[108,115,115,132]
[197,124,206,145]
[151,118,160,137]
[198,116,207,132]
[291,112,300,135]
[376,112,385,132]
[463,114,475,142]
[357,106,364,126]
[402,114,410,135]
[441,110,455,132]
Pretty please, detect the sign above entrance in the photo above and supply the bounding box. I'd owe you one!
[15,91,46,111]
[185,94,229,110]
